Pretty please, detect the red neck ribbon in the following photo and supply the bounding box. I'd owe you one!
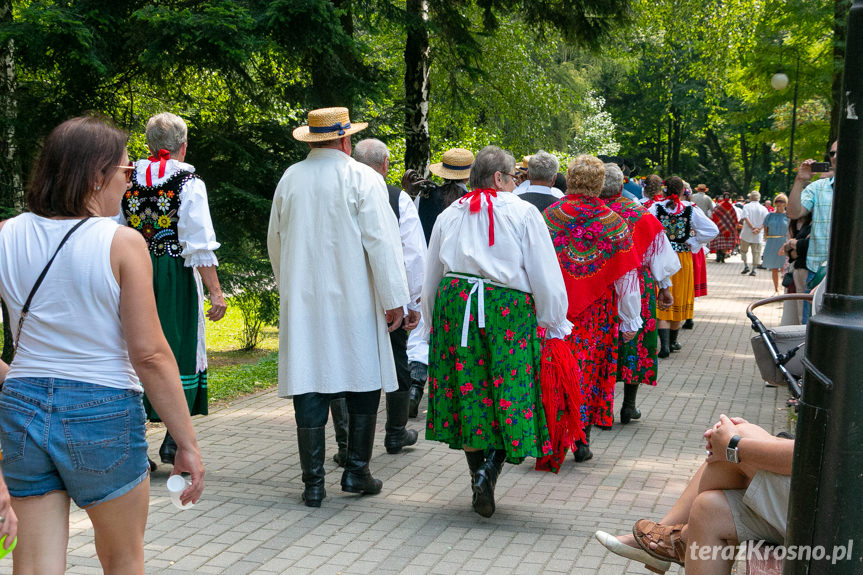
[643,194,664,208]
[460,188,498,246]
[664,193,683,211]
[145,149,171,186]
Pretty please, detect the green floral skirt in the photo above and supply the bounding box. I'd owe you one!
[425,275,552,464]
[143,254,207,421]
[616,266,659,387]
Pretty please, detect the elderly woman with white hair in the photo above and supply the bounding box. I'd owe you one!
[120,113,226,469]
[422,145,572,517]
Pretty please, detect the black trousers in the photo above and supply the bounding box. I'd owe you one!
[390,326,411,392]
[293,390,380,428]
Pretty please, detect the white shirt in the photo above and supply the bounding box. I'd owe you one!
[0,215,141,391]
[740,201,769,244]
[421,191,572,341]
[649,200,719,253]
[646,233,682,290]
[395,190,426,311]
[268,148,410,397]
[515,184,565,199]
[124,159,221,268]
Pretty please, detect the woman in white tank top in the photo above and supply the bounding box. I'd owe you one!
[0,117,205,574]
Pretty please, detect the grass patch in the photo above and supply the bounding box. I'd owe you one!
[205,302,279,402]
[207,352,278,404]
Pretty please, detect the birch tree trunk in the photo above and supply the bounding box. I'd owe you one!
[404,0,430,176]
[0,0,21,211]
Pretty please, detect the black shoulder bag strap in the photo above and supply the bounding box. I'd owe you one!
[13,217,91,356]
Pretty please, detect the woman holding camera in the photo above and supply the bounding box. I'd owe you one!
[0,116,204,574]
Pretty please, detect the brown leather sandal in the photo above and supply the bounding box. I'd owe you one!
[632,519,686,566]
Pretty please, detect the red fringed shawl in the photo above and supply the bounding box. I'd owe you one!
[543,195,641,320]
[602,195,666,264]
[535,338,584,473]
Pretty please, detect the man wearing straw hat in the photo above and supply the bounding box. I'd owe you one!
[267,107,410,507]
[407,147,474,418]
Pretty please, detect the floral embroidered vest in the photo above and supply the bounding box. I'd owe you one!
[655,204,694,253]
[122,170,197,258]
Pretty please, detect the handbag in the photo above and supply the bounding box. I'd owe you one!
[12,217,91,355]
[781,271,794,288]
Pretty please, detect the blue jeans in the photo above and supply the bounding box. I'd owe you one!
[0,378,149,508]
[801,270,817,324]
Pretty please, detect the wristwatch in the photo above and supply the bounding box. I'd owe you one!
[726,435,742,463]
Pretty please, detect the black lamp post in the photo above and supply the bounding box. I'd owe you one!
[772,52,801,190]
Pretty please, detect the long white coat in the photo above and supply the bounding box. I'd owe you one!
[267,148,409,397]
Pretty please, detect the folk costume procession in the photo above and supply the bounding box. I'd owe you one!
[230,107,725,516]
[0,104,755,560]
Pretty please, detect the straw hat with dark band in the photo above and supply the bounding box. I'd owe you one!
[429,148,474,180]
[515,155,532,172]
[292,107,368,142]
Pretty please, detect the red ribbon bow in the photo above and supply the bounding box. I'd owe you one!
[460,188,497,246]
[145,149,171,186]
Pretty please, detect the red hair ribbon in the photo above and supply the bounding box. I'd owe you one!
[460,188,497,246]
[145,149,171,186]
[665,193,683,211]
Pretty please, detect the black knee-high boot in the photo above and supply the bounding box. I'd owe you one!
[658,329,671,358]
[297,426,327,507]
[473,449,506,517]
[408,361,427,419]
[573,425,593,462]
[464,450,485,510]
[384,391,418,454]
[330,397,348,467]
[341,413,383,495]
[620,384,642,424]
[669,328,682,351]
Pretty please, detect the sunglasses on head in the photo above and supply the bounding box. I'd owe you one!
[116,161,134,183]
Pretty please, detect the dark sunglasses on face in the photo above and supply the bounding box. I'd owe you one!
[829,150,837,157]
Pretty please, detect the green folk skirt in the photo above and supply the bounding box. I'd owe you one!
[615,266,659,387]
[425,275,552,465]
[143,254,207,421]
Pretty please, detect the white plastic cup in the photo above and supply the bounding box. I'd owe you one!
[166,475,194,510]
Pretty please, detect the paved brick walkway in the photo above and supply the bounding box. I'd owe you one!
[19,254,795,575]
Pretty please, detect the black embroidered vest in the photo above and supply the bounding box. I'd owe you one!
[655,204,694,253]
[122,170,197,258]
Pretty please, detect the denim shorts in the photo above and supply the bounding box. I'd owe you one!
[0,377,149,508]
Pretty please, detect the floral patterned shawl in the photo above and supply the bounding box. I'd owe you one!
[543,195,640,319]
[601,194,667,265]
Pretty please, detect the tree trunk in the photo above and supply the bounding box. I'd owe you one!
[670,111,681,174]
[705,128,743,197]
[759,142,772,198]
[0,0,22,214]
[740,132,752,193]
[404,0,430,176]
